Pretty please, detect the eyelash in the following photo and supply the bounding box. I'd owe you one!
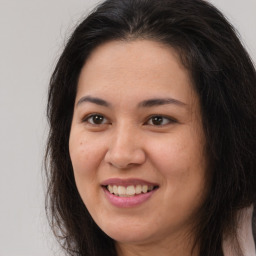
[83,114,109,125]
[146,115,177,126]
[83,113,177,127]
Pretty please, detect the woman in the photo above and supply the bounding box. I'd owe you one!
[45,0,256,255]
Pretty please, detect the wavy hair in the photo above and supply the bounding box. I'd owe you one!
[45,0,256,255]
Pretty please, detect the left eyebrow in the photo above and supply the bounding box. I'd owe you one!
[138,98,187,108]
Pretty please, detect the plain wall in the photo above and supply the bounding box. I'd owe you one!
[0,0,255,255]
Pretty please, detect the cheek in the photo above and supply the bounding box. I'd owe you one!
[150,138,206,223]
[69,134,103,209]
[69,132,101,171]
[147,130,207,199]
[69,132,101,191]
[148,133,203,174]
[70,138,87,173]
[151,143,193,189]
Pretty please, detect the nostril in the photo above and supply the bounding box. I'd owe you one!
[105,147,146,169]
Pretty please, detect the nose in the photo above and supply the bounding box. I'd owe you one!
[104,124,146,169]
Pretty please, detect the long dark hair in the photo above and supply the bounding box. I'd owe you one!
[45,0,256,255]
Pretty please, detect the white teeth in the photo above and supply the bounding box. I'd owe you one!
[107,185,113,193]
[126,185,135,196]
[135,185,142,194]
[118,186,126,195]
[106,184,155,197]
[142,185,148,193]
[113,185,118,195]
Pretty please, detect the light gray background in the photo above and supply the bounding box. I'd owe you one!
[0,0,255,255]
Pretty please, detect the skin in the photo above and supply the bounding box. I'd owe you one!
[69,40,208,256]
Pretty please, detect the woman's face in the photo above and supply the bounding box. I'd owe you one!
[69,40,207,246]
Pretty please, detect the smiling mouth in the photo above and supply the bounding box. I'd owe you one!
[104,184,159,197]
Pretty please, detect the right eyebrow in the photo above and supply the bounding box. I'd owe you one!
[76,96,110,108]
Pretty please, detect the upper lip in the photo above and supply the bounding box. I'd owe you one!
[101,178,159,187]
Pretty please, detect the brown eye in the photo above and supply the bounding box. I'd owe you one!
[151,116,164,125]
[84,114,108,125]
[147,115,176,126]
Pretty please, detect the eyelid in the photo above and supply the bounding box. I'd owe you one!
[82,113,110,125]
[81,113,177,127]
[145,115,177,126]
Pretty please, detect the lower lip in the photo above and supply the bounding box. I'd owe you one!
[102,187,156,208]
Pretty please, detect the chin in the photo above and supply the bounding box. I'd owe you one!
[101,223,155,244]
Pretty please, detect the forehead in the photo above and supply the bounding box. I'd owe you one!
[77,40,196,106]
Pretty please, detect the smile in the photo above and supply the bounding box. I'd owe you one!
[101,178,159,207]
[106,184,156,197]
